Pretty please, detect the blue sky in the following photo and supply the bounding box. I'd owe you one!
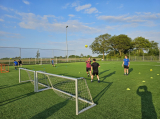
[0,0,160,58]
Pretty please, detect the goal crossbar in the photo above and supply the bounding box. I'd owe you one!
[36,71,80,81]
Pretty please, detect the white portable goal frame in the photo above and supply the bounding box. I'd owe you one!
[19,68,96,115]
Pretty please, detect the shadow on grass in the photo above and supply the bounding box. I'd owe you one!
[30,99,69,119]
[93,82,113,104]
[129,68,133,74]
[0,82,31,89]
[99,69,110,75]
[0,92,35,106]
[101,71,116,81]
[0,85,8,88]
[137,86,157,119]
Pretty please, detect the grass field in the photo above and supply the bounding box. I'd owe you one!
[0,61,160,119]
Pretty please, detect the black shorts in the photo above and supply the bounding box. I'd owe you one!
[92,72,98,76]
[86,67,91,72]
[124,65,129,69]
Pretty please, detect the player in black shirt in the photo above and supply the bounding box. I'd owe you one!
[18,59,22,67]
[91,59,100,83]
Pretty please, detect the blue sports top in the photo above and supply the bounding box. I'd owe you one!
[14,61,18,65]
[123,58,130,66]
[52,60,54,63]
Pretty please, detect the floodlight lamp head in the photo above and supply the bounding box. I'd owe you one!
[66,26,68,28]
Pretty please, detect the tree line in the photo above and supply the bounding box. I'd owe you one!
[89,33,159,59]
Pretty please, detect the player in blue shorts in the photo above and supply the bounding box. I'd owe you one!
[51,59,56,67]
[122,55,130,75]
[14,60,18,70]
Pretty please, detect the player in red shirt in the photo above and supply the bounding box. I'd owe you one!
[85,57,92,77]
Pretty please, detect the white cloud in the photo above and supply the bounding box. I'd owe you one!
[71,1,80,7]
[5,14,18,19]
[16,12,101,34]
[68,14,75,17]
[97,13,160,23]
[0,19,4,22]
[75,4,91,11]
[22,0,30,5]
[0,31,22,39]
[85,7,98,14]
[0,5,9,11]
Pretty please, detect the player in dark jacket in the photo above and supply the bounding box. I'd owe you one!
[91,59,100,83]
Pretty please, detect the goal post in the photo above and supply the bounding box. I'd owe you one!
[36,71,96,115]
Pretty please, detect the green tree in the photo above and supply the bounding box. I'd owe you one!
[36,49,40,59]
[133,37,151,53]
[80,53,83,57]
[109,35,117,56]
[90,33,111,59]
[148,41,159,56]
[113,34,132,56]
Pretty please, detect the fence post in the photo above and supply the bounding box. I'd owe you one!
[129,50,130,61]
[159,48,160,61]
[75,50,76,63]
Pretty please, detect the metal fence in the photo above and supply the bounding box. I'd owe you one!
[106,56,160,61]
[0,47,76,65]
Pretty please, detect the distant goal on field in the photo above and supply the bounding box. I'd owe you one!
[19,68,96,115]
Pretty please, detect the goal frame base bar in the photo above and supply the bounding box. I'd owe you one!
[78,103,96,115]
[51,87,96,115]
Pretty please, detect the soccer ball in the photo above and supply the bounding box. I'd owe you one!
[85,45,88,48]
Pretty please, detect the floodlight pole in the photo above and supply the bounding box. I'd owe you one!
[66,26,68,62]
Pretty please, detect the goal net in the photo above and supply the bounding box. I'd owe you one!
[36,71,96,115]
[19,68,36,92]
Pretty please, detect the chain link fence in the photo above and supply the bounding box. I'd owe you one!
[0,47,77,65]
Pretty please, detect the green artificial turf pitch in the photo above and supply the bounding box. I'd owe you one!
[0,61,160,119]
